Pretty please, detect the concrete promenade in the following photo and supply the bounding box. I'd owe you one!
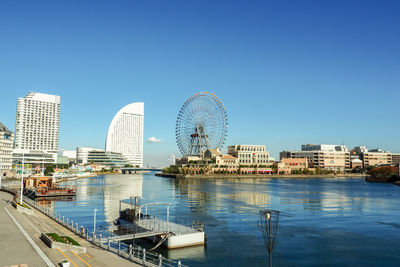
[0,191,141,267]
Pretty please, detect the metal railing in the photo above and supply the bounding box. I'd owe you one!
[1,180,21,188]
[21,196,187,267]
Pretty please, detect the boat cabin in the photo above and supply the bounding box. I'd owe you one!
[24,177,54,189]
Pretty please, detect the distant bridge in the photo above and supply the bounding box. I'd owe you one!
[119,168,162,174]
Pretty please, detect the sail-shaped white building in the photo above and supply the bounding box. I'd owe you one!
[105,102,144,167]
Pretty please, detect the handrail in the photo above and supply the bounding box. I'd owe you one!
[139,202,171,208]
[8,189,188,267]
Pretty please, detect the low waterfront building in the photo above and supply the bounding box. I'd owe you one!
[0,122,14,175]
[351,158,363,169]
[76,147,129,168]
[352,146,368,154]
[277,158,308,174]
[13,151,56,167]
[203,148,222,159]
[76,147,95,165]
[58,149,77,164]
[175,155,204,165]
[56,156,69,165]
[215,154,238,168]
[228,145,272,166]
[176,148,223,165]
[392,153,400,165]
[281,144,350,172]
[350,146,392,167]
[361,151,392,167]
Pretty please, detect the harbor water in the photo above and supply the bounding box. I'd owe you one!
[46,174,400,266]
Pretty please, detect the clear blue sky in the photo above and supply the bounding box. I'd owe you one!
[1,0,399,167]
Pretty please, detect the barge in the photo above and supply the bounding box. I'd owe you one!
[24,176,77,198]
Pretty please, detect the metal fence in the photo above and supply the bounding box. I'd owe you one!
[104,217,201,242]
[22,196,188,267]
[1,180,21,187]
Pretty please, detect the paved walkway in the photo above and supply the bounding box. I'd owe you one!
[0,191,141,267]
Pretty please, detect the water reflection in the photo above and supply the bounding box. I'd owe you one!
[51,175,400,266]
[103,175,142,224]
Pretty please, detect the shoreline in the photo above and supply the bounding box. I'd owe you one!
[155,173,367,179]
[365,175,400,186]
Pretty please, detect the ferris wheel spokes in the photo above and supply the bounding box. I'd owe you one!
[176,91,228,157]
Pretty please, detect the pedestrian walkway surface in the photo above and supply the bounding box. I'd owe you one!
[0,191,141,267]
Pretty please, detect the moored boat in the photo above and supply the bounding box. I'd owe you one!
[24,176,77,198]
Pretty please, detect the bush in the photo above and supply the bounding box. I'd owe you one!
[162,165,179,174]
[47,233,80,246]
[44,166,54,176]
[291,169,301,175]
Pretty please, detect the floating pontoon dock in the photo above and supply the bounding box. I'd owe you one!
[109,198,205,249]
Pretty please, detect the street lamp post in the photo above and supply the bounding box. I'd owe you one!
[259,210,280,267]
[93,208,98,235]
[0,157,2,189]
[20,154,25,205]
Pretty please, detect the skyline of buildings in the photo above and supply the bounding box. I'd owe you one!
[0,91,146,172]
[227,145,273,165]
[1,90,400,169]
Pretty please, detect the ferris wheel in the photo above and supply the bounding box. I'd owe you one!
[175,91,228,156]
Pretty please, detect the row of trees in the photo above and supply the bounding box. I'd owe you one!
[367,166,399,182]
[163,165,274,175]
[164,164,361,176]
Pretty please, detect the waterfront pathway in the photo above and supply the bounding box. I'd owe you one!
[0,191,140,267]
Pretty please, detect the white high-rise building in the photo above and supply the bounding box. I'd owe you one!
[105,102,144,167]
[13,92,60,165]
[0,122,14,172]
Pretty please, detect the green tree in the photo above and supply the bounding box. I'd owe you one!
[44,165,54,176]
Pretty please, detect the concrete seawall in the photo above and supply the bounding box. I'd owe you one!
[155,173,367,179]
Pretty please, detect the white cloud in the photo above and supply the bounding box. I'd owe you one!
[147,136,162,143]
